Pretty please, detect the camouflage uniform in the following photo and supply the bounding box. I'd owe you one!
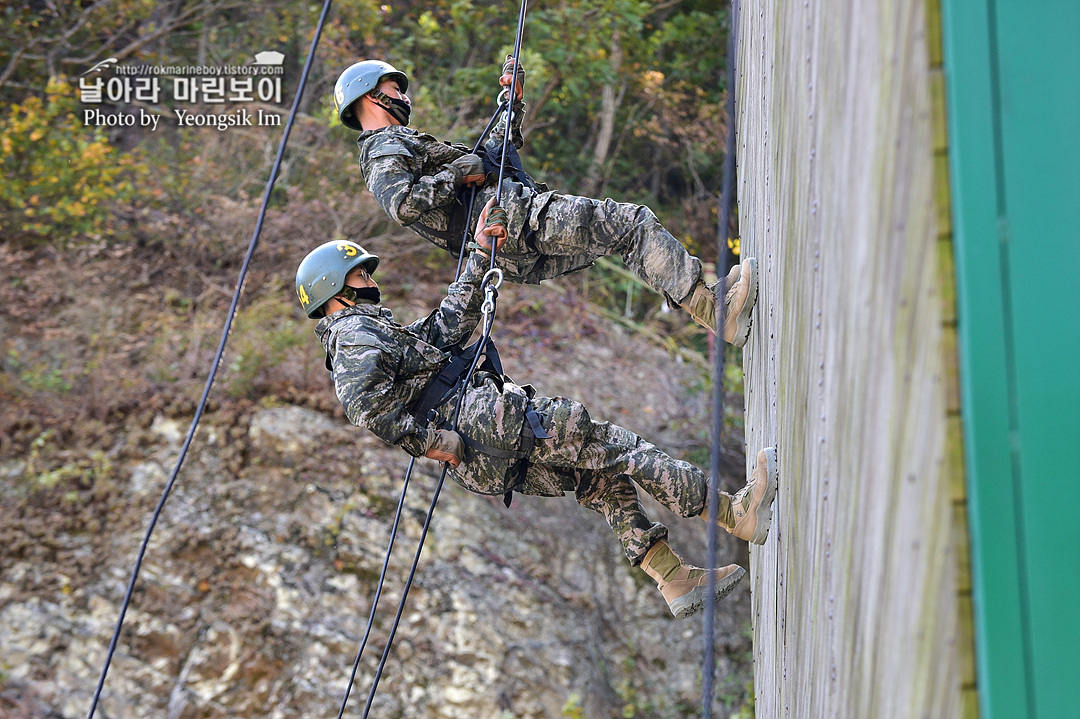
[314,252,707,564]
[355,102,704,306]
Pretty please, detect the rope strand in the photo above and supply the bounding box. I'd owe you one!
[454,101,510,280]
[334,457,416,719]
[341,1,527,713]
[703,0,741,715]
[83,4,335,717]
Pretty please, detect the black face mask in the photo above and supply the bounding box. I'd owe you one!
[340,285,381,305]
[384,97,411,126]
[369,88,412,126]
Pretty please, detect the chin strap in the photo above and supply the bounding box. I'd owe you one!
[368,88,411,125]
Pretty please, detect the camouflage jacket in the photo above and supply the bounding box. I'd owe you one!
[313,253,533,489]
[356,102,570,283]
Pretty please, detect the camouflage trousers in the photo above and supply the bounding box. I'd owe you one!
[494,189,704,304]
[521,394,708,565]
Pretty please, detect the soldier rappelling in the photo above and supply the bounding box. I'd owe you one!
[332,58,759,347]
[295,213,778,619]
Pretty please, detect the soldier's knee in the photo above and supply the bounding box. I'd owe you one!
[592,421,642,450]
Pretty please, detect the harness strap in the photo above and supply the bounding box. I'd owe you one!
[416,136,544,254]
[475,144,540,193]
[459,431,529,460]
[407,339,505,420]
[500,402,549,508]
[405,337,551,510]
[414,192,472,254]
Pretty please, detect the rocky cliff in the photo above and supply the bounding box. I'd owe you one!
[1,236,754,719]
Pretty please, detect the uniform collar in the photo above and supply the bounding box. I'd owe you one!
[356,124,418,144]
[313,303,395,340]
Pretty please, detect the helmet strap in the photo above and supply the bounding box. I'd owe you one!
[368,88,411,126]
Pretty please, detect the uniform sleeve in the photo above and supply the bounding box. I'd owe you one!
[486,99,526,151]
[406,252,488,348]
[361,141,465,227]
[332,335,430,457]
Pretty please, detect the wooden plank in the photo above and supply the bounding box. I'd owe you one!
[947,414,967,502]
[954,502,972,592]
[958,593,978,687]
[736,0,962,716]
[935,153,953,237]
[931,69,949,152]
[942,324,962,414]
[938,237,958,324]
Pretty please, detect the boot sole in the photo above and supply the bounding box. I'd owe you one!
[748,447,779,545]
[726,258,758,348]
[670,566,746,619]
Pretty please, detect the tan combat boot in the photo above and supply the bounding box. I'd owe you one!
[640,539,745,619]
[702,446,778,545]
[680,258,759,347]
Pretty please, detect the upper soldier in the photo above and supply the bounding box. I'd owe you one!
[332,58,759,347]
[294,208,780,619]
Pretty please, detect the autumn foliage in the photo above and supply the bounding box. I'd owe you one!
[0,77,150,240]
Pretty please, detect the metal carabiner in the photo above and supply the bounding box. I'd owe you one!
[481,288,497,318]
[481,267,504,291]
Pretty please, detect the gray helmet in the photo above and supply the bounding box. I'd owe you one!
[295,240,380,318]
[334,60,409,131]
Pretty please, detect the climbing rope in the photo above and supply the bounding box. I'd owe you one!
[489,0,529,275]
[702,0,741,716]
[334,101,506,718]
[454,101,510,280]
[333,3,527,715]
[333,267,506,719]
[355,268,503,719]
[81,3,336,717]
[333,456,415,719]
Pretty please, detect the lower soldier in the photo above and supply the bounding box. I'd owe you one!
[332,58,758,348]
[294,210,779,619]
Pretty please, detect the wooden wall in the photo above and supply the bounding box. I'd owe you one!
[734,0,963,716]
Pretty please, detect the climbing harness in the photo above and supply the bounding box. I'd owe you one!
[333,3,533,717]
[702,0,742,716]
[82,3,336,718]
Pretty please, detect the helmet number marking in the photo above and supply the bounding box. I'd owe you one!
[338,242,357,257]
[297,284,311,306]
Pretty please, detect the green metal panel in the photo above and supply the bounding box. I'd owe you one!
[993,3,1080,716]
[942,1,1080,717]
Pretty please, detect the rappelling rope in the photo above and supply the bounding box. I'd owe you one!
[454,101,510,280]
[356,267,503,719]
[334,102,507,719]
[81,3,336,717]
[334,2,528,716]
[333,456,415,719]
[702,0,741,716]
[489,0,529,276]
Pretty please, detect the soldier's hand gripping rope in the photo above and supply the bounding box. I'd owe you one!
[500,54,525,101]
[470,196,509,255]
[449,153,487,188]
